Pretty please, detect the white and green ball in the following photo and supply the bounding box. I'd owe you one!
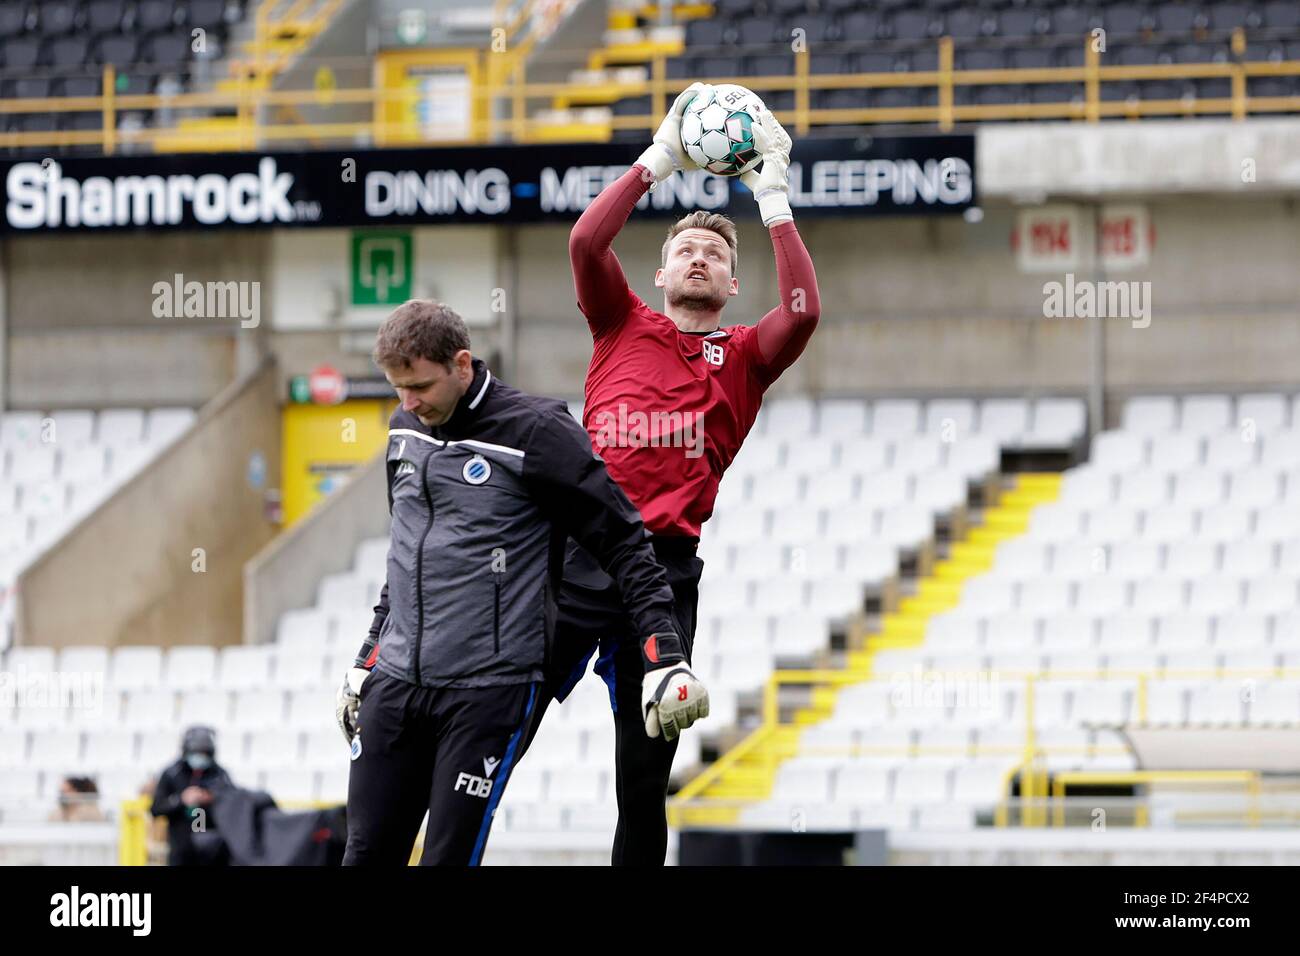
[679,83,766,177]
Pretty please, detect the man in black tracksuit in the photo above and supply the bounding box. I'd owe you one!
[150,726,233,866]
[335,301,706,866]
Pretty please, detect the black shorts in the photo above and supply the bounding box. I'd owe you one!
[548,535,703,708]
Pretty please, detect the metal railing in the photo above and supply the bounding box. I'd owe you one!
[1,30,1298,153]
[670,663,1300,829]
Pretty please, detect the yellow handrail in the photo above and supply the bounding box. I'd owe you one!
[4,32,1299,153]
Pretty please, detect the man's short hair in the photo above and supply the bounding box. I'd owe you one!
[373,300,472,370]
[661,211,738,277]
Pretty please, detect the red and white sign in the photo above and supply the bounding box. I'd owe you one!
[1097,203,1154,272]
[308,364,348,405]
[1013,203,1154,273]
[1012,204,1082,273]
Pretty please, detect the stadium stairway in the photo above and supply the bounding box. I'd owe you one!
[669,472,1065,827]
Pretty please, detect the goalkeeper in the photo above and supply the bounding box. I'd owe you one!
[516,83,822,865]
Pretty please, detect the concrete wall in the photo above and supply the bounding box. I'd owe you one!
[243,452,388,645]
[15,359,282,648]
[980,118,1300,199]
[3,231,270,408]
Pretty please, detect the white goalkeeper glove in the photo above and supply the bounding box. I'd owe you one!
[636,81,712,186]
[642,663,710,741]
[740,107,794,226]
[334,667,370,744]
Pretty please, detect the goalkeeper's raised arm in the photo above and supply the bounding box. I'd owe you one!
[567,83,711,337]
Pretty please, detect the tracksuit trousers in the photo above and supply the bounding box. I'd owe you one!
[342,669,538,866]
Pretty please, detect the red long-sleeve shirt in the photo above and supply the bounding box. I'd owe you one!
[568,164,821,537]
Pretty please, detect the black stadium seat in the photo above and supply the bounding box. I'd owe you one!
[14,114,57,133]
[1,36,42,70]
[1153,3,1203,34]
[144,32,191,70]
[12,78,52,99]
[0,2,25,38]
[1008,48,1056,70]
[810,52,851,75]
[86,0,127,34]
[37,1,80,36]
[137,0,179,34]
[944,10,991,39]
[1244,41,1283,62]
[714,0,752,16]
[1101,80,1140,102]
[736,17,780,46]
[1030,83,1083,104]
[762,90,795,111]
[769,0,808,16]
[1102,5,1147,35]
[785,14,834,44]
[1193,78,1231,98]
[1141,80,1192,100]
[1112,44,1164,66]
[57,76,103,97]
[997,8,1047,39]
[907,47,939,72]
[1261,2,1300,29]
[1206,3,1255,31]
[1171,42,1226,63]
[855,51,899,74]
[685,18,728,48]
[748,52,795,76]
[956,48,1006,71]
[93,33,140,68]
[1055,41,1087,68]
[189,0,229,33]
[1050,8,1095,38]
[839,11,882,43]
[611,95,650,116]
[1249,76,1300,96]
[886,10,935,41]
[48,36,91,70]
[876,87,937,109]
[665,56,693,80]
[813,88,871,110]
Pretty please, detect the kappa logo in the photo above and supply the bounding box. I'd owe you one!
[462,455,491,485]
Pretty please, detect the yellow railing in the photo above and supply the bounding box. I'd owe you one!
[671,663,1300,828]
[3,31,1300,153]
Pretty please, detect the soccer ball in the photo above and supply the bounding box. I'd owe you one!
[679,83,765,177]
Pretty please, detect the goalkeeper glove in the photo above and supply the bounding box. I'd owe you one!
[636,81,712,186]
[739,107,794,226]
[642,662,710,742]
[334,667,370,745]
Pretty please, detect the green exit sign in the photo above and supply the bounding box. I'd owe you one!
[351,230,412,307]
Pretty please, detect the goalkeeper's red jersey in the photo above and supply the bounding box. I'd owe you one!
[568,164,820,538]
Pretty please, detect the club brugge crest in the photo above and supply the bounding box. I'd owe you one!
[463,455,491,485]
